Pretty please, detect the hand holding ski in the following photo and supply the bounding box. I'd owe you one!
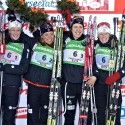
[79,15,97,125]
[47,25,63,125]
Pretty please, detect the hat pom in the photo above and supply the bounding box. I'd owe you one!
[97,22,111,34]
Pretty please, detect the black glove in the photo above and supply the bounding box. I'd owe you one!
[57,77,64,84]
[0,63,4,71]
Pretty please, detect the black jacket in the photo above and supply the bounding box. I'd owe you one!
[93,35,125,84]
[2,32,34,87]
[24,42,53,86]
[62,31,86,84]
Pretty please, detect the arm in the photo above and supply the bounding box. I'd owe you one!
[22,32,37,50]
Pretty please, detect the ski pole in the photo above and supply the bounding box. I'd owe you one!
[0,71,3,125]
[0,1,6,124]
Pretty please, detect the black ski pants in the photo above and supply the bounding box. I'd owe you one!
[94,83,122,125]
[1,86,20,125]
[61,82,92,125]
[27,85,50,125]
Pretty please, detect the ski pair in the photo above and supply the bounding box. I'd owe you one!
[106,14,125,125]
[47,26,63,125]
[79,15,97,125]
[0,2,6,125]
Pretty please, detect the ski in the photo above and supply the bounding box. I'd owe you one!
[0,2,6,124]
[79,15,97,125]
[106,13,125,125]
[47,26,63,125]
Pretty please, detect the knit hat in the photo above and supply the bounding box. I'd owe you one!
[70,16,84,28]
[8,20,22,29]
[40,23,53,36]
[97,22,111,34]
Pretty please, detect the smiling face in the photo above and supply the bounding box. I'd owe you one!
[9,27,21,40]
[98,32,110,43]
[41,31,54,45]
[71,23,84,39]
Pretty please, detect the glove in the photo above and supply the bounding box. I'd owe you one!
[57,77,62,84]
[105,71,121,85]
[0,63,4,71]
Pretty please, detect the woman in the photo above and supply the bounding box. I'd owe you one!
[94,22,125,125]
[0,20,31,125]
[61,16,97,125]
[24,22,55,125]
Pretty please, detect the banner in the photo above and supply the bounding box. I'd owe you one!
[25,0,124,14]
[15,82,28,125]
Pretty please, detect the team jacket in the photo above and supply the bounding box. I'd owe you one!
[94,35,125,84]
[24,42,54,87]
[0,32,33,87]
[62,32,86,84]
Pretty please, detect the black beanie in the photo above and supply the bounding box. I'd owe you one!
[70,16,84,28]
[40,23,53,36]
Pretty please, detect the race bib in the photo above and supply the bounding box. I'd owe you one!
[96,54,115,71]
[31,52,53,69]
[31,44,54,69]
[0,43,23,65]
[63,49,85,66]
